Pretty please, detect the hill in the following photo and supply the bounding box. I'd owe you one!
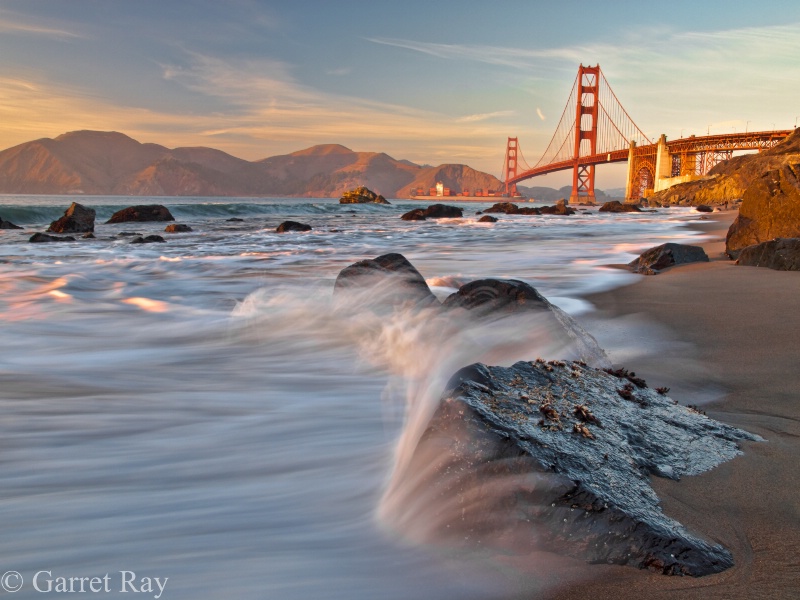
[0,130,504,198]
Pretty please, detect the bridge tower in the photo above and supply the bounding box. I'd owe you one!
[504,137,519,196]
[570,64,600,205]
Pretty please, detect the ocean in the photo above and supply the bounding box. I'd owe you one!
[0,196,712,599]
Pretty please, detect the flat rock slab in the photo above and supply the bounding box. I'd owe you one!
[735,237,800,271]
[414,360,760,575]
[629,243,709,275]
[483,202,540,215]
[29,232,76,243]
[401,204,463,221]
[106,205,175,223]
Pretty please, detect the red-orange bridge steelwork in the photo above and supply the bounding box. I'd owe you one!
[503,64,793,203]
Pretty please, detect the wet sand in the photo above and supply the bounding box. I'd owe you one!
[550,211,800,598]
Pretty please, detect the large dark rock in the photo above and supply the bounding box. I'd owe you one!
[401,204,463,221]
[478,215,498,223]
[29,232,76,243]
[47,202,96,233]
[106,205,175,224]
[164,224,192,233]
[599,200,642,213]
[443,278,609,367]
[539,199,575,215]
[735,238,800,271]
[389,360,759,575]
[484,202,540,216]
[695,204,713,213]
[339,186,390,205]
[628,243,709,275]
[1,215,23,229]
[276,221,312,233]
[333,253,438,309]
[726,163,800,257]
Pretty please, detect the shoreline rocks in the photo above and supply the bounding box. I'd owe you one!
[483,202,540,215]
[47,202,95,233]
[735,238,800,271]
[29,232,76,243]
[402,360,759,575]
[106,205,175,224]
[339,186,390,205]
[726,163,800,258]
[629,243,709,275]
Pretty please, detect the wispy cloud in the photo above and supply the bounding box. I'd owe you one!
[456,110,515,123]
[536,108,545,121]
[0,9,82,39]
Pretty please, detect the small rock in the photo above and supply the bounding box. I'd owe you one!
[276,221,312,233]
[333,252,439,309]
[82,232,95,239]
[339,186,390,205]
[735,238,800,271]
[118,232,142,237]
[0,215,23,229]
[47,202,95,233]
[130,235,166,244]
[628,243,709,275]
[106,205,175,224]
[599,200,642,213]
[695,204,714,213]
[540,199,576,215]
[226,218,244,222]
[29,232,76,243]
[478,215,498,223]
[165,224,193,233]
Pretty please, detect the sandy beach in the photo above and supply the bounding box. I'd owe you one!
[550,211,800,599]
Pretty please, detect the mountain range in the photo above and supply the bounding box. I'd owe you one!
[0,130,507,199]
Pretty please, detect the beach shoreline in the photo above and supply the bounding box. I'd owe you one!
[549,211,800,598]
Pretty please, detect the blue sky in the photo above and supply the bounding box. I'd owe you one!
[1,0,799,187]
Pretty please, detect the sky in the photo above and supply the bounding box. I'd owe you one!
[1,0,800,187]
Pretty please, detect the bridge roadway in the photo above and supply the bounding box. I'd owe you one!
[506,130,793,188]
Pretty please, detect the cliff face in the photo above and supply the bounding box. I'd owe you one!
[648,129,800,206]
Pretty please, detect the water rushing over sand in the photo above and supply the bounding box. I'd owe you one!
[0,196,713,598]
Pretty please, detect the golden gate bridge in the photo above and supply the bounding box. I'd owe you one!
[503,64,793,203]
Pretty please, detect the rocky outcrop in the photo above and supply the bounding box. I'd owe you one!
[333,252,439,309]
[0,215,22,229]
[725,163,800,257]
[735,238,800,271]
[339,186,390,204]
[648,129,800,206]
[130,235,165,244]
[695,204,713,213]
[539,199,575,215]
[47,202,96,233]
[401,360,759,575]
[29,232,76,243]
[400,204,463,221]
[478,215,498,223]
[629,243,709,275]
[443,278,609,367]
[599,200,641,213]
[483,202,540,215]
[106,204,175,223]
[164,224,192,233]
[276,221,312,233]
